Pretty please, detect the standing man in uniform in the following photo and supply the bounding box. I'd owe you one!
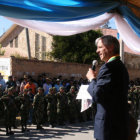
[16,89,30,132]
[1,88,17,135]
[86,35,129,140]
[33,87,45,130]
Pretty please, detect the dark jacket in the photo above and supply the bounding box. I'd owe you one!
[88,58,129,140]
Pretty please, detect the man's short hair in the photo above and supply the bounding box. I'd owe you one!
[95,35,120,54]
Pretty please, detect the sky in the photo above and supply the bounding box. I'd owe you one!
[0,16,116,36]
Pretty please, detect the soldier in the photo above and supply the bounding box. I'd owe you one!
[56,87,67,125]
[0,97,4,121]
[67,86,77,123]
[75,93,86,122]
[33,87,45,129]
[45,87,57,127]
[16,89,30,132]
[128,101,138,140]
[27,88,34,124]
[1,87,17,135]
[52,87,57,95]
[0,84,3,97]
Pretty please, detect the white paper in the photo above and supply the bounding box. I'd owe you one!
[81,99,92,112]
[76,85,92,100]
[76,85,93,112]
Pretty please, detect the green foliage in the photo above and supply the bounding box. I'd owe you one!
[50,30,103,64]
[0,44,5,55]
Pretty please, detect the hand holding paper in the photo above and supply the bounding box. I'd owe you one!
[76,85,92,112]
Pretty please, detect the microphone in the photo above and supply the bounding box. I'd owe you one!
[92,60,98,71]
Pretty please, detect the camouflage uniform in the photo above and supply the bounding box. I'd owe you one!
[0,97,4,120]
[56,87,68,125]
[75,94,86,122]
[16,89,30,132]
[0,86,4,120]
[66,86,77,123]
[45,88,57,127]
[1,88,16,135]
[128,86,140,119]
[0,85,3,97]
[33,87,45,129]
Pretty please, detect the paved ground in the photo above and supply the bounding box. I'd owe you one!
[0,121,94,140]
[0,121,140,140]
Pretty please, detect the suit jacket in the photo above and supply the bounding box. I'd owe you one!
[88,58,129,140]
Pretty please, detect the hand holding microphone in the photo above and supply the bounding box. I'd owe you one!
[86,60,98,82]
[92,60,98,71]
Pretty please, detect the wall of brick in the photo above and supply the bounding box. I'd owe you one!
[1,26,140,80]
[124,53,140,80]
[10,54,140,81]
[11,56,90,79]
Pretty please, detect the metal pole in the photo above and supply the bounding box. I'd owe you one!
[120,38,124,63]
[25,28,31,59]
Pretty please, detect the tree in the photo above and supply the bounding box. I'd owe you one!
[50,30,103,64]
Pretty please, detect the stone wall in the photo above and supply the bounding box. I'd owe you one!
[10,56,90,79]
[6,52,140,81]
[124,53,140,80]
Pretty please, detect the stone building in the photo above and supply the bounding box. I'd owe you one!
[0,25,140,80]
[0,25,140,60]
[0,24,53,60]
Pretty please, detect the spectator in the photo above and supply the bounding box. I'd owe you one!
[0,73,6,91]
[43,78,52,95]
[20,75,28,93]
[54,79,62,92]
[24,79,36,95]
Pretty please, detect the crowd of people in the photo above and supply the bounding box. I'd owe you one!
[0,73,95,135]
[0,72,140,137]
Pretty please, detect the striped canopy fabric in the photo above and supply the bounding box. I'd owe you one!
[0,0,140,52]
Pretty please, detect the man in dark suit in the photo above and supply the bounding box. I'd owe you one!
[86,35,129,140]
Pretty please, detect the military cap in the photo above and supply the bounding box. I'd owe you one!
[52,87,56,90]
[8,87,13,92]
[23,89,28,92]
[46,77,51,80]
[49,87,53,91]
[71,86,75,89]
[28,88,32,91]
[59,87,64,90]
[38,87,43,90]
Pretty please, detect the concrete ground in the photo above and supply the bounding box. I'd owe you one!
[0,121,140,140]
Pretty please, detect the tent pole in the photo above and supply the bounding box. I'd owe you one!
[25,28,31,59]
[120,38,124,63]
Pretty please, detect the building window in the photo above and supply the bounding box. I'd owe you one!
[35,33,40,59]
[15,36,18,48]
[41,36,46,60]
[10,40,13,48]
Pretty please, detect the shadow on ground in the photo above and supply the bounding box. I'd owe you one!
[0,121,94,140]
